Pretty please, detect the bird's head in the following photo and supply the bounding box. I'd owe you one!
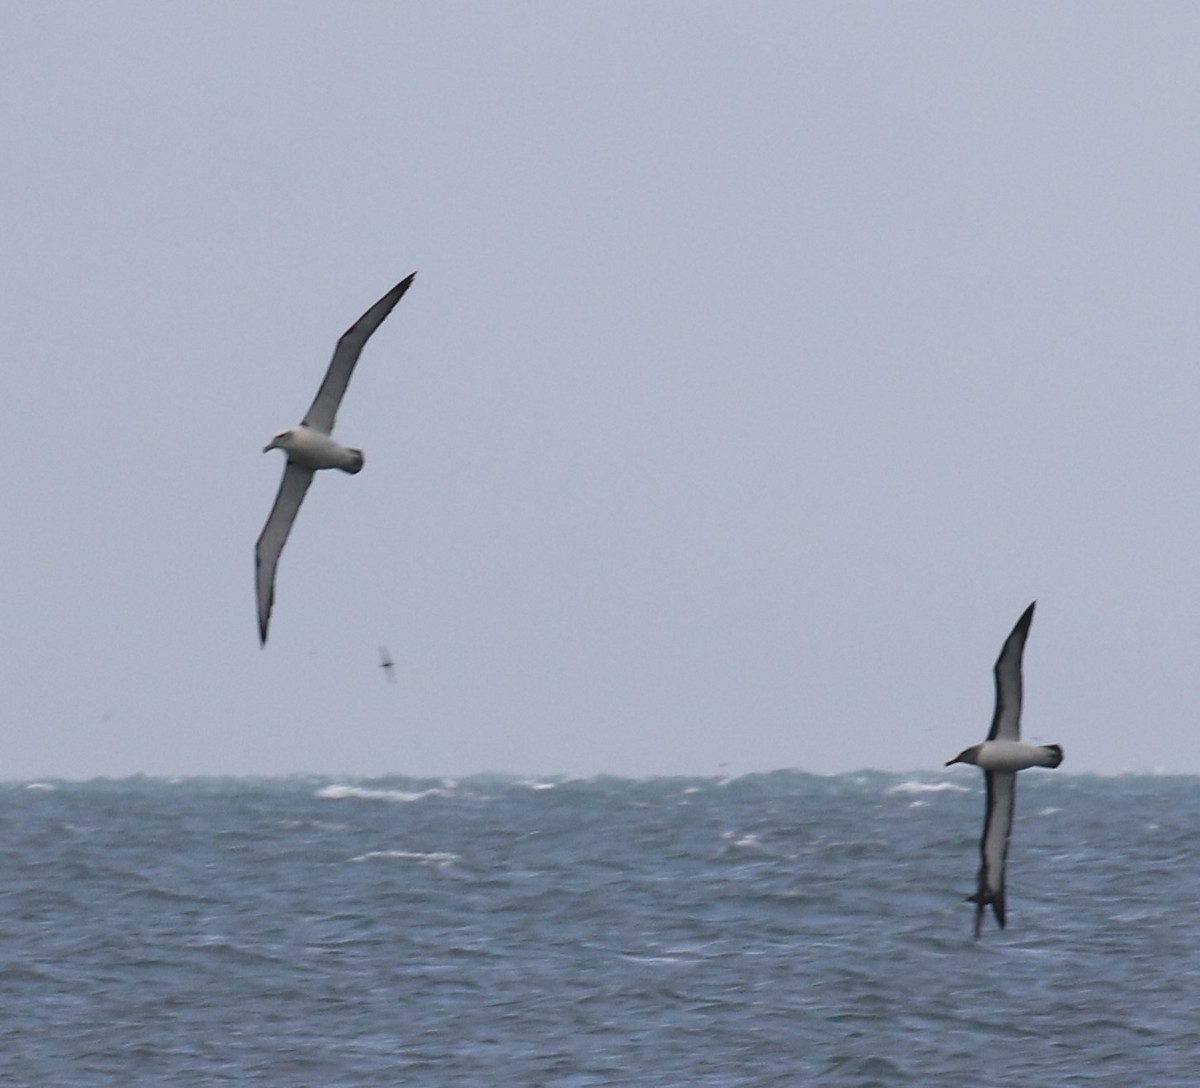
[944,744,981,768]
[263,429,294,454]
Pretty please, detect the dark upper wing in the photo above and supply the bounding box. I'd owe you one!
[971,769,1015,937]
[255,463,315,644]
[301,273,416,435]
[986,601,1036,742]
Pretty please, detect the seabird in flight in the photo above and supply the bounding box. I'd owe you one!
[945,601,1063,937]
[255,273,416,644]
[378,645,396,684]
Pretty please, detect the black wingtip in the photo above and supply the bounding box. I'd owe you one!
[1002,601,1036,646]
[968,890,1006,936]
[357,272,417,331]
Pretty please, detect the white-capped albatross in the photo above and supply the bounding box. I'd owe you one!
[945,601,1063,937]
[255,273,416,644]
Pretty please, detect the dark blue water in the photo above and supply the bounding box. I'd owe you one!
[1,772,1196,1085]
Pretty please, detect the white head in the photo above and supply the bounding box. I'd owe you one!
[263,429,295,454]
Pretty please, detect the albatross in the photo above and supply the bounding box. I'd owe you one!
[255,273,416,644]
[378,645,396,684]
[945,601,1063,937]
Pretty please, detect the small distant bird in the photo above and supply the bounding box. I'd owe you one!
[945,601,1064,937]
[378,645,396,684]
[255,274,416,644]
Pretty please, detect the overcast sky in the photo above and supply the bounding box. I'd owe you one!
[3,3,1198,780]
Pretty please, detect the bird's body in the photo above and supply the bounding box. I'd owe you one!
[945,601,1063,937]
[947,740,1064,773]
[263,426,363,473]
[255,273,416,644]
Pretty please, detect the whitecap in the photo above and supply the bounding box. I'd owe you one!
[886,780,969,794]
[519,779,559,791]
[718,830,775,856]
[315,784,446,803]
[349,849,459,866]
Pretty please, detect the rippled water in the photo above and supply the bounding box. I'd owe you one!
[1,772,1196,1085]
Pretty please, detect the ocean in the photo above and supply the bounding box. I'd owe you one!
[1,771,1195,1086]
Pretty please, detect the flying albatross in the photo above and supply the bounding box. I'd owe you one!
[945,601,1063,937]
[378,645,397,684]
[255,273,416,644]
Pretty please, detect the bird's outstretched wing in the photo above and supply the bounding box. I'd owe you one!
[301,273,417,434]
[986,601,1035,742]
[255,463,315,644]
[970,769,1015,936]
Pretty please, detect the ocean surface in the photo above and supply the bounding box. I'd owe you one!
[1,771,1196,1086]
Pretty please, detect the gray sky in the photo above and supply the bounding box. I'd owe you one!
[3,3,1198,779]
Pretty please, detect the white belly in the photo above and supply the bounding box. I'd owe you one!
[973,741,1057,772]
[270,425,361,471]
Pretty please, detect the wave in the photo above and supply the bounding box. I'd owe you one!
[886,780,970,795]
[315,784,451,804]
[348,849,459,866]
